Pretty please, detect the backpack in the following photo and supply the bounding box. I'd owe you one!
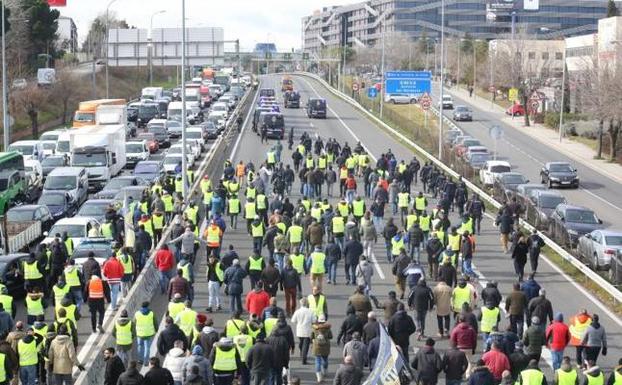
[315,331,328,345]
[470,200,482,216]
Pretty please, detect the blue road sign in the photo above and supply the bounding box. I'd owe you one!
[385,71,432,96]
[367,87,378,98]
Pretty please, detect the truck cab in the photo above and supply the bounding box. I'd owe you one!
[0,171,25,214]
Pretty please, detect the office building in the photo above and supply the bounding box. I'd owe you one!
[57,16,78,54]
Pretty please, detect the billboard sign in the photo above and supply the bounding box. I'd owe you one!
[524,0,539,10]
[384,71,431,96]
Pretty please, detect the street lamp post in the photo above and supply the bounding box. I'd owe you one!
[149,10,166,87]
[1,0,9,150]
[380,28,385,118]
[105,0,118,99]
[438,0,445,159]
[181,0,188,200]
[558,48,566,142]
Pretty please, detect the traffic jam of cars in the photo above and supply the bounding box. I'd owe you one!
[0,67,251,297]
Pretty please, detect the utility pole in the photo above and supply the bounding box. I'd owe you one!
[438,0,445,159]
[181,0,188,200]
[559,49,566,142]
[1,0,9,150]
[105,0,118,99]
[380,29,385,118]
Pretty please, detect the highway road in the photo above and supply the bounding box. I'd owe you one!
[430,83,622,231]
[149,72,622,383]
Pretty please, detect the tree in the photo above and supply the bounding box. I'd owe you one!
[21,0,60,65]
[50,70,82,125]
[83,13,129,58]
[607,0,620,17]
[13,85,47,138]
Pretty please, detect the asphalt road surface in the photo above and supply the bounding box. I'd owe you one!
[145,73,621,384]
[431,83,622,230]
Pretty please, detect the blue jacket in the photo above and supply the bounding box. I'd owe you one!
[520,279,541,302]
[223,265,247,295]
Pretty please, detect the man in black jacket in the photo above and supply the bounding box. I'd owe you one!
[388,303,416,363]
[143,357,174,385]
[246,334,275,384]
[337,306,364,345]
[103,347,125,385]
[411,338,443,385]
[116,360,144,385]
[156,317,188,356]
[408,278,435,340]
[443,341,468,384]
[343,238,363,285]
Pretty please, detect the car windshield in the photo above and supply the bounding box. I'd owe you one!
[605,236,622,246]
[126,143,144,153]
[138,105,158,117]
[7,209,34,221]
[187,131,202,140]
[39,193,65,205]
[42,142,56,150]
[137,134,155,141]
[8,144,34,155]
[78,203,108,216]
[74,112,95,122]
[44,176,76,190]
[490,165,511,173]
[105,178,138,190]
[566,209,599,224]
[41,132,61,141]
[539,195,566,209]
[134,163,158,174]
[502,174,526,184]
[49,224,85,238]
[456,106,469,112]
[164,156,182,165]
[463,140,480,147]
[73,246,110,259]
[42,157,66,167]
[549,164,574,173]
[443,96,452,101]
[57,141,70,153]
[470,154,490,162]
[73,153,107,167]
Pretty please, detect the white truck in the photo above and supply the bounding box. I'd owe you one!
[141,87,163,101]
[479,160,512,187]
[69,124,127,191]
[1,221,42,254]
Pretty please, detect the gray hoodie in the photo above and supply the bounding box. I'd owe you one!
[582,322,607,349]
[343,339,368,370]
[182,350,212,385]
[355,260,374,288]
[169,229,204,254]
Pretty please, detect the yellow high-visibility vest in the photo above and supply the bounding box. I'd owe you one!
[306,157,314,168]
[228,198,241,214]
[64,266,80,287]
[311,207,322,221]
[152,214,165,230]
[391,237,404,255]
[339,168,348,179]
[448,234,461,251]
[406,214,418,229]
[256,194,267,210]
[52,285,69,306]
[225,319,246,338]
[415,197,426,210]
[120,255,134,274]
[318,157,327,169]
[176,308,198,337]
[248,256,263,271]
[203,191,213,205]
[18,340,38,366]
[251,222,264,238]
[338,203,349,217]
[206,226,220,245]
[398,192,410,208]
[185,206,198,225]
[480,307,500,333]
[520,369,545,385]
[233,334,254,363]
[55,303,77,323]
[23,261,42,280]
[310,252,326,274]
[0,352,6,382]
[352,200,365,217]
[101,223,114,238]
[213,346,237,371]
[0,294,12,313]
[168,301,185,320]
[64,239,74,255]
[307,294,326,318]
[585,372,605,385]
[26,296,44,316]
[419,215,431,231]
[267,152,276,164]
[556,369,578,385]
[115,321,133,346]
[245,187,256,200]
[162,195,174,212]
[175,179,183,194]
[134,311,156,337]
[264,318,278,337]
[245,202,257,219]
[288,226,303,243]
[290,254,305,274]
[452,286,471,313]
[332,216,345,234]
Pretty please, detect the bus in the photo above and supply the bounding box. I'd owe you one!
[72,99,126,128]
[0,152,25,214]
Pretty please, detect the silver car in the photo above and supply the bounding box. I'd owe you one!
[577,230,622,270]
[453,105,472,121]
[384,93,416,104]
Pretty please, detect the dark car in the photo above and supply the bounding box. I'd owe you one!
[515,184,547,208]
[453,105,473,121]
[259,112,285,139]
[94,176,149,199]
[540,161,579,188]
[259,88,276,98]
[463,152,490,170]
[252,107,273,131]
[0,253,31,297]
[525,190,567,230]
[492,172,529,202]
[147,123,171,148]
[133,161,164,183]
[548,204,603,248]
[306,98,327,119]
[76,199,120,223]
[137,103,159,128]
[37,190,78,220]
[41,155,69,179]
[7,205,54,232]
[203,121,219,139]
[284,91,300,108]
[127,106,139,123]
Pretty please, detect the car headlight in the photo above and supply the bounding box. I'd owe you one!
[549,177,560,181]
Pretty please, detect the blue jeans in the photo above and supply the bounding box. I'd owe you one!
[19,365,37,385]
[275,253,285,272]
[463,258,476,277]
[446,380,462,385]
[253,238,262,253]
[71,288,84,312]
[315,356,328,373]
[551,349,563,371]
[372,216,384,232]
[410,244,421,263]
[334,235,345,253]
[136,336,153,364]
[327,260,338,283]
[385,240,392,261]
[159,269,174,294]
[230,294,242,314]
[346,189,355,203]
[110,282,121,309]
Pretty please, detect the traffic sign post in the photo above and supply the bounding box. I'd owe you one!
[367,87,378,99]
[419,93,432,110]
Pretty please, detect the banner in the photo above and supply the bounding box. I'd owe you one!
[524,0,539,10]
[363,324,409,385]
[47,0,67,6]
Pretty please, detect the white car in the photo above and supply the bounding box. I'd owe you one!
[162,154,184,174]
[8,140,44,161]
[39,128,68,142]
[479,160,512,187]
[440,95,454,109]
[210,102,229,119]
[384,93,416,104]
[168,143,196,167]
[218,95,236,110]
[42,216,101,248]
[578,230,622,271]
[208,84,223,98]
[40,140,57,157]
[186,127,207,151]
[186,138,203,157]
[125,140,150,166]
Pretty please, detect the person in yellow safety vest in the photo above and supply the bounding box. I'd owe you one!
[246,250,265,289]
[161,190,174,222]
[56,296,79,324]
[138,214,154,239]
[227,180,240,197]
[331,215,345,251]
[337,199,350,218]
[151,180,163,196]
[287,222,304,253]
[310,203,323,222]
[447,226,462,254]
[358,153,369,175]
[433,225,446,247]
[245,185,257,201]
[345,156,357,173]
[307,246,326,289]
[0,287,14,319]
[244,198,257,234]
[202,187,214,218]
[256,193,268,223]
[397,160,407,175]
[225,312,247,338]
[111,310,134,366]
[25,288,45,326]
[318,155,327,170]
[569,309,592,365]
[232,331,253,373]
[307,286,327,319]
[134,301,158,365]
[554,357,578,385]
[459,215,474,237]
[118,248,135,296]
[451,279,474,316]
[167,292,186,320]
[174,300,198,338]
[200,175,212,195]
[414,192,428,215]
[518,360,547,385]
[21,253,44,292]
[204,220,223,259]
[184,202,199,227]
[151,209,165,245]
[206,255,224,312]
[174,175,184,198]
[267,150,277,169]
[419,210,431,240]
[263,309,280,337]
[305,154,315,169]
[62,232,74,257]
[246,168,256,185]
[186,169,195,185]
[397,190,411,227]
[227,196,241,230]
[406,209,418,232]
[51,276,70,309]
[300,197,311,213]
[139,196,150,215]
[18,329,40,376]
[350,196,366,223]
[289,252,306,275]
[478,302,501,342]
[297,143,306,156]
[211,337,241,380]
[249,217,264,256]
[390,231,406,263]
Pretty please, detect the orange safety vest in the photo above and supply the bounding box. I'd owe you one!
[89,279,104,299]
[204,225,221,247]
[236,164,245,177]
[569,314,592,346]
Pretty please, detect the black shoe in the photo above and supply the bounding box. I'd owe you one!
[206,307,213,312]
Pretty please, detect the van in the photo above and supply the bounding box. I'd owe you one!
[55,131,72,159]
[258,112,285,139]
[141,87,163,101]
[185,88,200,103]
[306,98,327,119]
[8,140,44,162]
[43,167,88,208]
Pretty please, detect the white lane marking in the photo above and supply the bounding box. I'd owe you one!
[231,85,261,159]
[579,187,622,212]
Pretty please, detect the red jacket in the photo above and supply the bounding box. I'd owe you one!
[450,322,477,351]
[102,257,124,282]
[154,249,175,272]
[245,289,270,316]
[546,320,571,351]
[482,348,510,380]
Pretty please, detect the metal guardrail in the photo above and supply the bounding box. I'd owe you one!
[73,88,254,385]
[295,71,622,304]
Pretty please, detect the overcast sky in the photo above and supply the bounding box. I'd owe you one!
[55,0,354,51]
